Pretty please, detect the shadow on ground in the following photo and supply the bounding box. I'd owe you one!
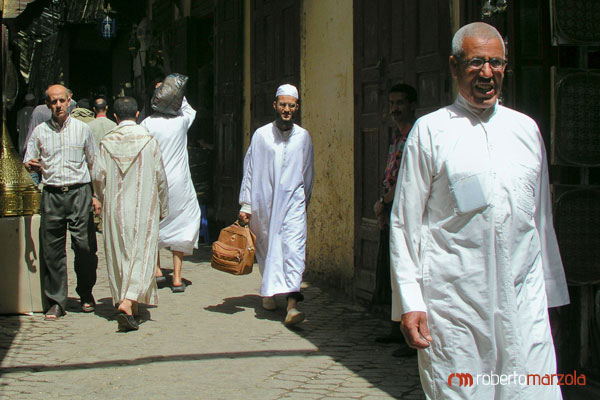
[204,277,424,398]
[0,317,19,377]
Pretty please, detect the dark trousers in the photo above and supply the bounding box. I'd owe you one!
[40,184,97,311]
[372,226,392,306]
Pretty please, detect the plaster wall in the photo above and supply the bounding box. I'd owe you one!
[300,0,354,289]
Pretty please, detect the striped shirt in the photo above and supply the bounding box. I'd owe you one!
[24,116,98,187]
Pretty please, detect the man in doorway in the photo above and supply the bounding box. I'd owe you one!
[23,84,101,320]
[94,96,168,332]
[238,84,314,327]
[88,97,117,145]
[372,83,417,358]
[389,22,569,398]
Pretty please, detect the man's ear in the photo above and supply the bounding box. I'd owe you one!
[273,100,277,111]
[449,55,459,79]
[113,113,120,124]
[135,111,140,119]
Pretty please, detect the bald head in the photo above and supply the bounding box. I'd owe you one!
[451,22,505,59]
[45,84,71,124]
[46,84,68,99]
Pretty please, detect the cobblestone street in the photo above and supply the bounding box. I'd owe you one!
[0,233,424,399]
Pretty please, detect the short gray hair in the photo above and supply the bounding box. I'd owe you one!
[451,22,505,59]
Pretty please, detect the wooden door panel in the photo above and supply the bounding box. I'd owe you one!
[214,0,243,225]
[251,0,300,132]
[354,0,451,302]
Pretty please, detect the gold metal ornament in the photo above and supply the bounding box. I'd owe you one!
[0,118,40,216]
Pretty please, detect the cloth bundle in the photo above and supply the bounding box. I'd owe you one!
[151,73,189,116]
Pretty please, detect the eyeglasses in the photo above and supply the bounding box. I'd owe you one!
[462,57,507,71]
[277,102,298,110]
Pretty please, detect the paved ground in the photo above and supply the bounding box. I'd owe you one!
[0,233,424,399]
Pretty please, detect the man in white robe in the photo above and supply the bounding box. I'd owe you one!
[141,87,200,293]
[94,96,169,332]
[239,84,314,327]
[390,23,569,399]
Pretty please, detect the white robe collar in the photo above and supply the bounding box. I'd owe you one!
[454,93,498,123]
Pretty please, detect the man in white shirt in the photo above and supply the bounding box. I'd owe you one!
[238,84,314,327]
[24,84,101,321]
[389,23,569,399]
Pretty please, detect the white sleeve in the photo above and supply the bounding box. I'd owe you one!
[239,139,254,208]
[23,127,41,163]
[389,124,433,320]
[534,136,569,308]
[180,97,197,129]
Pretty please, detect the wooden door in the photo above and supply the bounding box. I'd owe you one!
[353,0,452,302]
[251,0,300,132]
[214,0,244,225]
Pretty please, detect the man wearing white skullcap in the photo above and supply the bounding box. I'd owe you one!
[275,83,298,99]
[239,84,314,326]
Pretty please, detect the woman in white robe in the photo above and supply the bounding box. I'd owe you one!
[141,97,200,292]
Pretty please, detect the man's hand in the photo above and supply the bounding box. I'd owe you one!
[24,159,41,172]
[238,211,251,224]
[374,200,386,230]
[92,197,102,215]
[400,311,433,349]
[374,200,384,217]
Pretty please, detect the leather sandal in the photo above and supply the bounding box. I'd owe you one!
[81,301,95,313]
[117,312,139,332]
[44,304,65,321]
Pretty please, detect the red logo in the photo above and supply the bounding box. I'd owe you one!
[448,373,474,387]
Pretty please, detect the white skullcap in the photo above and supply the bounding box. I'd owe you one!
[275,84,298,99]
[25,93,35,101]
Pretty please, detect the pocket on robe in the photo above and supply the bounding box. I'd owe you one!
[448,171,492,214]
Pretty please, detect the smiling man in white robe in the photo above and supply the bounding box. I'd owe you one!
[239,84,314,327]
[94,96,169,332]
[389,22,569,399]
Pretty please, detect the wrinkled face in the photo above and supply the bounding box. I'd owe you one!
[273,95,299,127]
[46,85,70,122]
[389,92,414,125]
[450,36,505,109]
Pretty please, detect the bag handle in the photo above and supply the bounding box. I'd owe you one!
[235,219,254,249]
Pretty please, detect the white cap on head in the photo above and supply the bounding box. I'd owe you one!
[275,84,298,99]
[25,93,35,101]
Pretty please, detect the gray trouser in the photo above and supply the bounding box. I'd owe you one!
[40,183,98,311]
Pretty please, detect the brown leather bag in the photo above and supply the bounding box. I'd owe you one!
[211,221,256,275]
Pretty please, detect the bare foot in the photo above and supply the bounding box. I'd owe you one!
[118,299,133,316]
